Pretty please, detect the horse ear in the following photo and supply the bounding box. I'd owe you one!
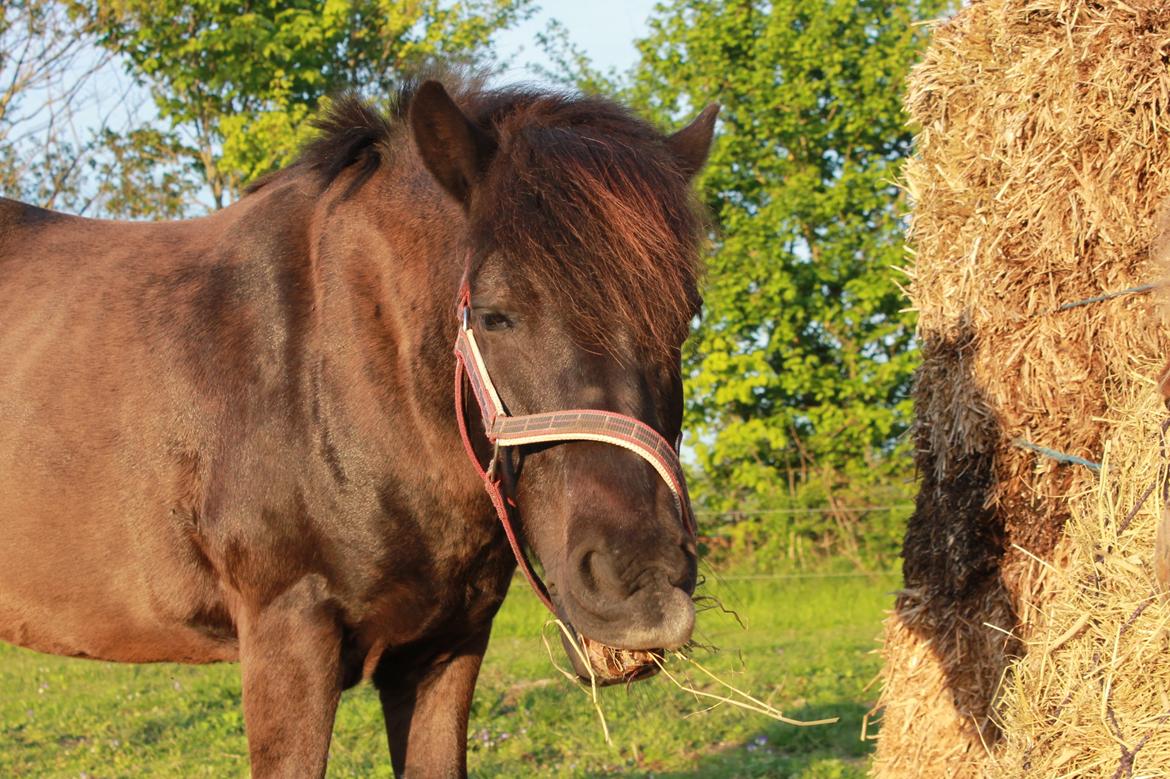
[667,104,720,180]
[409,80,497,206]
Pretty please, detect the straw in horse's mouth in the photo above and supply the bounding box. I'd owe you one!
[578,636,660,682]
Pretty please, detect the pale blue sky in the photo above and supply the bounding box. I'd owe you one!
[493,0,660,82]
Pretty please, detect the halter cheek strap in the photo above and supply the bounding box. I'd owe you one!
[452,278,698,616]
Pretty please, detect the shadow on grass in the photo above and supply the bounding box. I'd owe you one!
[584,701,872,779]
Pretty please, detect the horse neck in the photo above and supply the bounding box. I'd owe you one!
[304,164,476,493]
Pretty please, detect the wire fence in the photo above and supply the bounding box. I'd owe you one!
[694,505,914,518]
[704,571,899,581]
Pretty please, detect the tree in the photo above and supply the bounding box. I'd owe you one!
[0,1,111,210]
[0,1,202,218]
[80,0,534,211]
[627,0,954,511]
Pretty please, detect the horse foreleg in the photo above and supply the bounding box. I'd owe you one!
[238,577,343,778]
[377,629,490,778]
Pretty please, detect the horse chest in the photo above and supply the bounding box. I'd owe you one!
[340,527,514,683]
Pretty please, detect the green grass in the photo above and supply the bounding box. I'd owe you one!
[0,570,898,777]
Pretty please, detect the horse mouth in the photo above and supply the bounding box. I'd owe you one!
[551,575,696,684]
[560,628,662,686]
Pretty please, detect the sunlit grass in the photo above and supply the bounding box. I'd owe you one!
[0,571,898,777]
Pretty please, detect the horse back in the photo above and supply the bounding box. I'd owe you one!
[0,196,61,237]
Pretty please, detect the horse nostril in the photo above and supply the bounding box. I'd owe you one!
[677,543,698,587]
[577,550,598,592]
[574,547,629,598]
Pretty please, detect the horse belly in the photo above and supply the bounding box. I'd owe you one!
[0,595,239,665]
[0,488,239,663]
[0,428,238,664]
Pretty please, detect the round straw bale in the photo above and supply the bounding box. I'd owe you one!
[873,0,1170,774]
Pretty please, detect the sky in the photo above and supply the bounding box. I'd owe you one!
[492,0,660,83]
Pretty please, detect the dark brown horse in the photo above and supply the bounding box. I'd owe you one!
[0,77,716,777]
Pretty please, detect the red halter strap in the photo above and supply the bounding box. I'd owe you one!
[452,272,698,616]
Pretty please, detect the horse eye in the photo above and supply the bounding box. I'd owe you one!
[479,311,514,331]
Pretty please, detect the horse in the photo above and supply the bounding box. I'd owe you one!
[0,76,717,777]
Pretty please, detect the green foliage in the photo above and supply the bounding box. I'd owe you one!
[78,0,534,210]
[0,573,898,776]
[87,127,198,219]
[624,0,954,511]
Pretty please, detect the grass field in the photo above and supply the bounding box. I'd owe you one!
[0,570,899,777]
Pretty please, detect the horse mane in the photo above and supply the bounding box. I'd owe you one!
[255,77,706,355]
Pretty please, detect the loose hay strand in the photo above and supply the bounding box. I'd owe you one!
[541,621,838,741]
[651,652,839,727]
[541,620,611,745]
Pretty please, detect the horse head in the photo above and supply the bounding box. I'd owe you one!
[409,80,718,683]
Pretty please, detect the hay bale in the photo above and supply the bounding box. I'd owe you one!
[994,374,1170,777]
[873,1,1170,774]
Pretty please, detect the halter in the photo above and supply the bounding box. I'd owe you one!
[452,260,698,616]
